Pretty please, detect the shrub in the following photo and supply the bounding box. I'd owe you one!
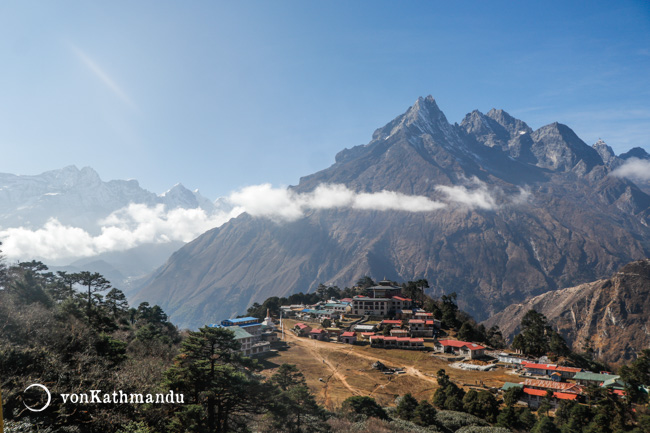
[435,410,489,431]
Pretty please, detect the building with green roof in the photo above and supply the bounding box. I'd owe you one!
[573,372,620,386]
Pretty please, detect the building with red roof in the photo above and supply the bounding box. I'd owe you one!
[369,335,425,350]
[522,379,584,394]
[293,323,312,336]
[380,319,403,328]
[339,331,357,345]
[521,387,581,409]
[408,318,435,337]
[434,339,486,359]
[309,328,329,341]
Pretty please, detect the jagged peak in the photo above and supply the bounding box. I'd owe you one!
[530,122,605,171]
[370,95,458,143]
[486,108,532,134]
[592,139,619,167]
[405,95,446,123]
[160,182,192,197]
[459,109,493,133]
[594,138,608,147]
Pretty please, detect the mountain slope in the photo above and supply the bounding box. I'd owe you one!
[484,259,650,366]
[135,96,650,329]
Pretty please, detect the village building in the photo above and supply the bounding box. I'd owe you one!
[280,305,305,317]
[349,281,414,317]
[522,362,582,379]
[395,309,414,320]
[434,339,486,359]
[323,301,351,314]
[380,319,403,329]
[522,379,584,394]
[261,331,278,343]
[360,332,375,340]
[208,317,271,356]
[390,328,409,337]
[367,280,403,298]
[339,331,357,344]
[300,308,335,320]
[325,327,343,337]
[391,296,412,312]
[293,323,312,336]
[408,319,435,337]
[521,388,579,409]
[601,377,628,391]
[353,324,377,333]
[309,328,329,341]
[369,335,425,350]
[498,353,529,365]
[350,297,392,316]
[573,372,621,386]
[501,382,524,392]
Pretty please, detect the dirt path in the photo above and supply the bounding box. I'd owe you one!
[286,331,439,384]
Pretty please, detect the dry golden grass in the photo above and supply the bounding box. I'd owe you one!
[260,320,516,410]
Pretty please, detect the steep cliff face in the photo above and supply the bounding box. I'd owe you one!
[484,260,650,366]
[134,96,650,330]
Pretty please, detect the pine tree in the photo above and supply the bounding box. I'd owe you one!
[74,271,111,320]
[395,393,418,421]
[164,326,266,433]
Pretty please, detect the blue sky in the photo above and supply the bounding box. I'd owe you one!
[1,1,649,199]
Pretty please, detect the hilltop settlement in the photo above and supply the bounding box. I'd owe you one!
[209,278,650,416]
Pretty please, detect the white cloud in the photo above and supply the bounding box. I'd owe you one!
[0,204,244,262]
[611,158,650,182]
[435,178,498,210]
[227,183,445,221]
[0,181,514,262]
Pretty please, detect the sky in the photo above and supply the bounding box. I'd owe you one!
[1,1,649,200]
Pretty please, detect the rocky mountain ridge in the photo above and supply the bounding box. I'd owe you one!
[484,259,650,366]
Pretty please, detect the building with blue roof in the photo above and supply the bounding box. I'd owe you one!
[221,317,260,327]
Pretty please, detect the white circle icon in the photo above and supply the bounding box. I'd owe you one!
[23,384,51,412]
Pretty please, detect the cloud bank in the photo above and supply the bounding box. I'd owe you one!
[229,183,446,221]
[0,204,244,262]
[611,158,650,182]
[0,181,517,262]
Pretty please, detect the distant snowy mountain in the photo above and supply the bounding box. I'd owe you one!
[0,166,215,233]
[0,166,231,295]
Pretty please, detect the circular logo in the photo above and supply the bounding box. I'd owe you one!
[23,384,51,412]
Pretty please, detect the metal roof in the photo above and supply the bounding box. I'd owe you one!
[228,326,253,340]
[574,372,620,382]
[501,382,524,390]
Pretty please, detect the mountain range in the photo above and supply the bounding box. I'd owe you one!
[0,165,217,232]
[133,96,650,329]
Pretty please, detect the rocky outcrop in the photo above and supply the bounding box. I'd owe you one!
[484,260,650,366]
